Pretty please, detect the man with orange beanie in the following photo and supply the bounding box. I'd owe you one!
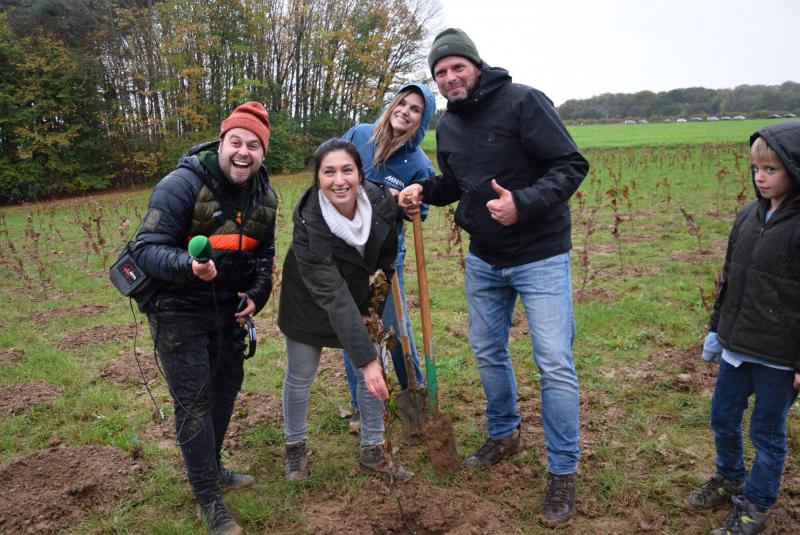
[131,102,277,535]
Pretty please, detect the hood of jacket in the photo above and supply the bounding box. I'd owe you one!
[375,82,436,152]
[749,121,800,200]
[446,62,513,113]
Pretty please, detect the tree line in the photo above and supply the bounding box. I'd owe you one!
[0,0,438,203]
[557,82,800,123]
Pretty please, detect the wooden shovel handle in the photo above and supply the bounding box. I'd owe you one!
[390,271,418,389]
[412,213,432,359]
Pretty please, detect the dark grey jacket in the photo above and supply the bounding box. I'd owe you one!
[278,181,398,368]
[710,121,800,371]
[133,141,277,313]
[416,63,589,268]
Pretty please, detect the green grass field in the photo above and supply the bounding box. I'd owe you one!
[421,117,800,152]
[1,133,798,533]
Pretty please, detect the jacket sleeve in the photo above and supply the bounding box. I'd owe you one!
[708,203,755,330]
[414,138,462,206]
[510,89,590,223]
[245,223,275,315]
[291,224,377,369]
[132,172,197,284]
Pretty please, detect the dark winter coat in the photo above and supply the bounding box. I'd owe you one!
[278,181,398,368]
[710,121,800,371]
[415,63,589,268]
[133,140,277,313]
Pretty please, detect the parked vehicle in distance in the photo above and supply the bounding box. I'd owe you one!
[768,114,782,118]
[733,115,746,120]
[784,113,797,118]
[720,116,732,120]
[676,118,687,123]
[706,116,719,121]
[690,117,703,122]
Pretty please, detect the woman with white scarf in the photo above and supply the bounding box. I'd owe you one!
[277,138,411,482]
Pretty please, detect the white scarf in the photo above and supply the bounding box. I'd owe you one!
[318,186,372,257]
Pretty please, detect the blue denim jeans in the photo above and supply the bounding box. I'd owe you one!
[343,225,424,411]
[711,359,798,509]
[284,337,385,446]
[147,307,246,505]
[465,251,580,475]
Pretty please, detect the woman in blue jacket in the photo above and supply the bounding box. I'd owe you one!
[341,82,436,432]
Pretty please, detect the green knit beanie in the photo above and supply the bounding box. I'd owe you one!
[428,28,481,75]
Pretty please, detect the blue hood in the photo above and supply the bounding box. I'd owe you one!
[377,82,436,152]
[342,82,437,193]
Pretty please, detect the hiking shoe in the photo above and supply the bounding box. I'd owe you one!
[538,472,576,527]
[462,428,521,470]
[709,495,770,535]
[219,468,255,492]
[686,474,744,509]
[348,411,361,435]
[199,498,242,535]
[284,441,308,481]
[359,444,413,481]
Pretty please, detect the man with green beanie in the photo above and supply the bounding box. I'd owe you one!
[400,28,589,527]
[131,101,278,535]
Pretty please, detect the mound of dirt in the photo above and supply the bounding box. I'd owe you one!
[0,347,24,366]
[0,445,142,533]
[32,303,108,323]
[141,390,283,451]
[0,380,62,418]
[304,478,513,534]
[224,390,283,450]
[626,342,717,394]
[57,323,142,351]
[99,348,159,387]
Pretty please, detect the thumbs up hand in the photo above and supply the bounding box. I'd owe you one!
[486,179,518,226]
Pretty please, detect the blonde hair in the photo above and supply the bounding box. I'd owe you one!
[369,88,424,167]
[750,136,779,162]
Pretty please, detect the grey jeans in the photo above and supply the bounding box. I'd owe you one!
[283,337,384,446]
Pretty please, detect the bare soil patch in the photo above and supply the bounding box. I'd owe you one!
[304,478,512,534]
[315,349,349,390]
[0,380,62,418]
[0,347,24,366]
[32,303,108,323]
[99,348,159,387]
[0,445,142,534]
[668,249,720,263]
[141,390,283,451]
[57,322,141,351]
[627,342,717,395]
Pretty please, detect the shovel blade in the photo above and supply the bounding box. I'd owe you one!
[396,387,428,438]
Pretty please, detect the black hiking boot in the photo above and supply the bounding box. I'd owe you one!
[199,498,242,535]
[710,495,770,535]
[538,472,576,527]
[284,441,308,481]
[461,428,521,470]
[359,444,413,481]
[686,474,744,510]
[219,468,255,492]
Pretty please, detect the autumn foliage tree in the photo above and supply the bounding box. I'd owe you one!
[0,0,440,202]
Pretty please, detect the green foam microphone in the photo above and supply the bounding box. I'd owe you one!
[188,235,213,263]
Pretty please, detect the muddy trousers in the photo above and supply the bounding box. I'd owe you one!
[148,307,246,505]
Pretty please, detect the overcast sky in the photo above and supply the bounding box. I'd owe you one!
[435,0,800,106]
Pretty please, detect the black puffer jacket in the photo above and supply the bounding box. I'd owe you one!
[710,121,800,371]
[133,141,277,313]
[278,181,397,369]
[416,63,589,268]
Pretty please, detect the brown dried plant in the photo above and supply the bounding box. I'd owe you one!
[679,207,705,253]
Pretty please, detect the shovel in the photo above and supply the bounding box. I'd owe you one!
[411,213,461,475]
[391,271,427,443]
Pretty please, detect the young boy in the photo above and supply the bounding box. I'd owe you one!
[689,121,800,535]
